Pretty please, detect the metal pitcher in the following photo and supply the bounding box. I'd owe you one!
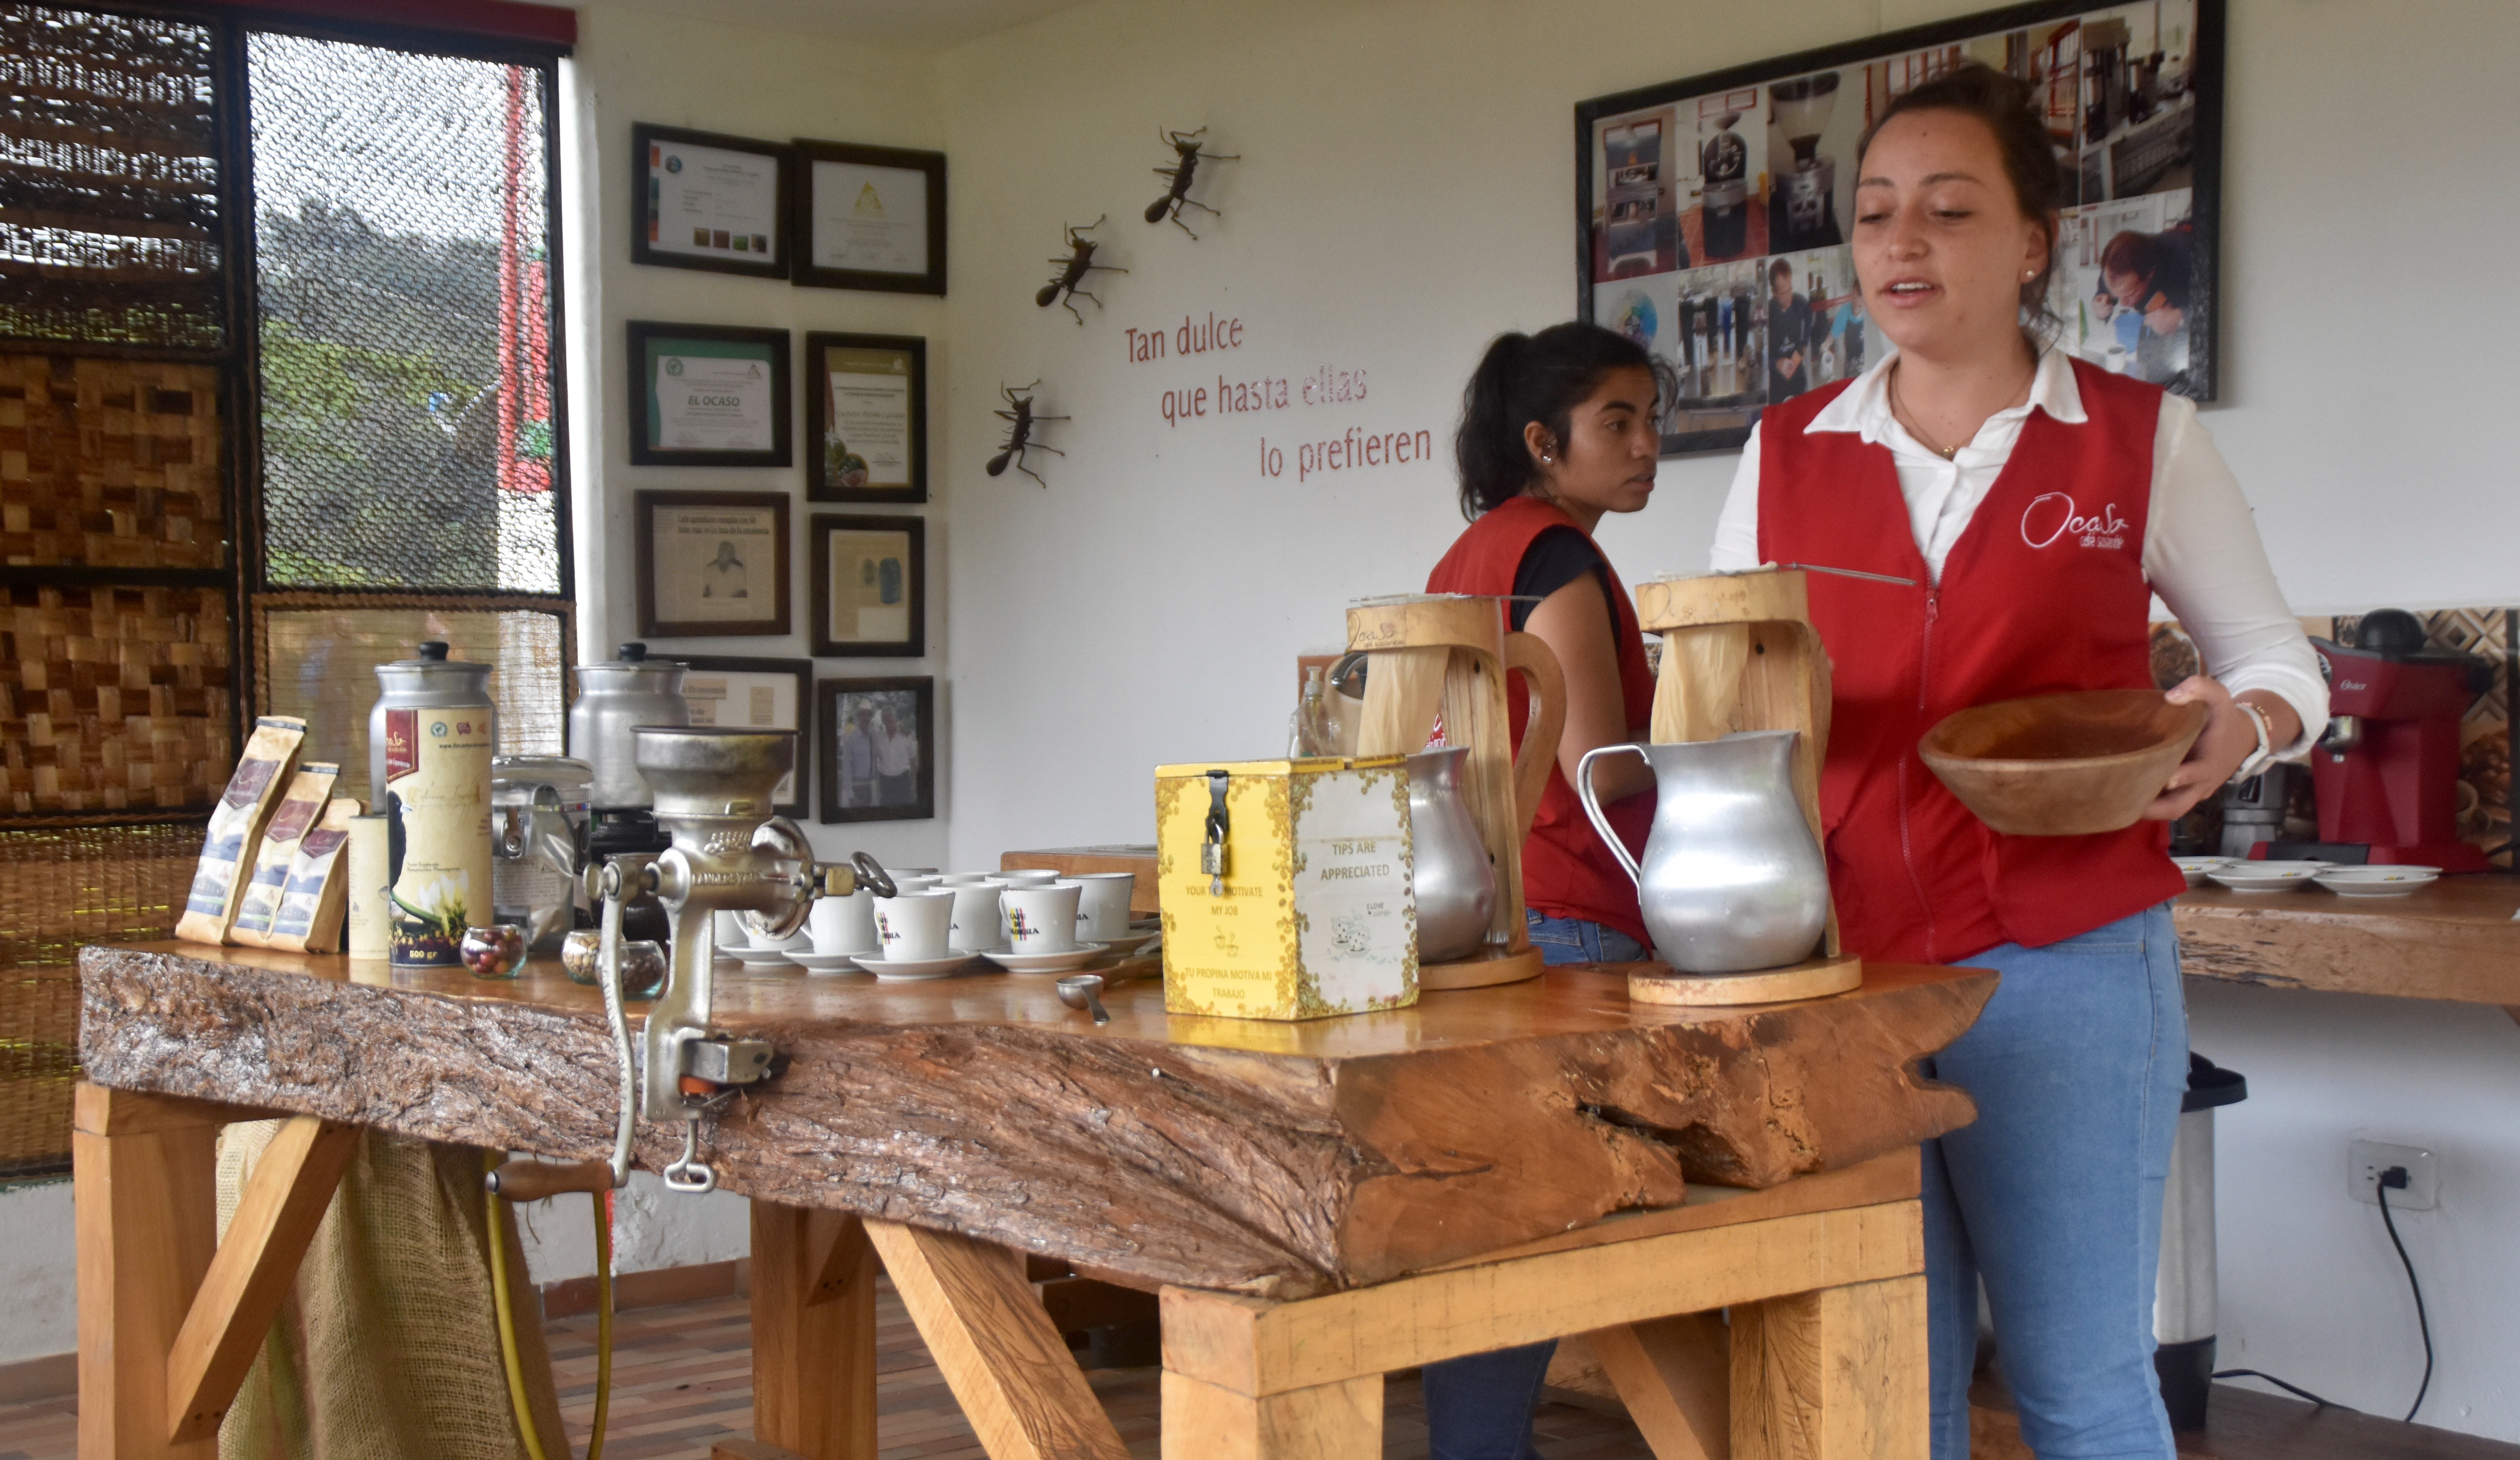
[1575,730,1828,973]
[1406,745,1497,962]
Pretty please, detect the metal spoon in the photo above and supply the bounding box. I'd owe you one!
[1056,973,1113,1024]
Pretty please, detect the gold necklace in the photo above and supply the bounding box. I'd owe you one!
[1889,365,1962,460]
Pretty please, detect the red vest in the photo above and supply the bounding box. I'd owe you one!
[1757,359,2185,965]
[1425,495,1657,946]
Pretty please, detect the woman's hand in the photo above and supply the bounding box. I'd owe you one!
[2143,676,2298,822]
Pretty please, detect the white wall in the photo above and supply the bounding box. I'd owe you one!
[0,1180,74,1366]
[923,0,2520,1444]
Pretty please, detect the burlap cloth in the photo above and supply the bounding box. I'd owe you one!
[216,1122,567,1460]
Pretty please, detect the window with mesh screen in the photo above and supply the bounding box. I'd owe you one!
[247,34,564,595]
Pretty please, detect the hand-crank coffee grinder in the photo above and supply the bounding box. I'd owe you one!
[570,643,690,945]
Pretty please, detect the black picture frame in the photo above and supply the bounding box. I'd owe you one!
[1575,0,2223,455]
[631,123,791,279]
[791,139,948,295]
[805,332,928,503]
[627,321,793,468]
[817,676,934,823]
[676,655,813,817]
[808,513,925,658]
[634,489,792,639]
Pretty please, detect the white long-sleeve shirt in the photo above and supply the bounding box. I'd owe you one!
[1711,347,2328,755]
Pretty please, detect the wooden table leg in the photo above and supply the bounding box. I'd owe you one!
[744,1203,878,1460]
[74,1085,227,1460]
[864,1219,1127,1460]
[1161,1370,1381,1460]
[1588,1313,1731,1460]
[1730,1275,1928,1460]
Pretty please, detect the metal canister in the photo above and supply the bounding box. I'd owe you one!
[372,641,496,967]
[570,643,690,810]
[492,754,592,952]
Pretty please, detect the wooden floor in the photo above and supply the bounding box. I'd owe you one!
[0,1280,1655,1460]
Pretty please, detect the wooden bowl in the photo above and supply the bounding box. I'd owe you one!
[1919,689,2208,837]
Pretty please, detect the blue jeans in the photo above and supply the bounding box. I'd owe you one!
[1417,913,1644,1459]
[1923,902,2187,1460]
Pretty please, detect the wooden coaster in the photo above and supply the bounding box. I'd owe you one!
[1627,954,1863,1007]
[1420,943,1546,991]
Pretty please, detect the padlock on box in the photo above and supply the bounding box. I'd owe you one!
[1153,757,1419,1021]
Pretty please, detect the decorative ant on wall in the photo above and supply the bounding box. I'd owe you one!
[1035,215,1126,324]
[986,381,1068,487]
[1146,126,1238,240]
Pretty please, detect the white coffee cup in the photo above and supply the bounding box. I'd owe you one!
[808,888,878,955]
[712,909,750,948]
[946,881,1006,950]
[998,868,1060,887]
[1001,882,1082,955]
[1069,872,1136,941]
[887,874,940,894]
[935,871,995,886]
[873,890,955,961]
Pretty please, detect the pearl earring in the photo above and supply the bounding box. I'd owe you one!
[1541,454,1553,463]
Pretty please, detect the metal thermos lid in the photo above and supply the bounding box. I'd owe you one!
[373,641,493,696]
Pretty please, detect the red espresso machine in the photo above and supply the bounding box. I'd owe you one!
[2307,610,2493,872]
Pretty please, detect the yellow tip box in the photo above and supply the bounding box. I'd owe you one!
[1153,757,1419,1020]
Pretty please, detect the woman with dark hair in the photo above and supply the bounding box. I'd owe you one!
[1709,64,2324,1459]
[1414,321,1670,1458]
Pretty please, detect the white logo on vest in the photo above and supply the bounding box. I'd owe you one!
[2021,492,2129,552]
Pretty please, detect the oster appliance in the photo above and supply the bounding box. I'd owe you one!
[2308,610,2492,873]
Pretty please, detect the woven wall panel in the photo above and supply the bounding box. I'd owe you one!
[0,353,224,568]
[1,582,232,815]
[0,4,226,350]
[0,819,202,1174]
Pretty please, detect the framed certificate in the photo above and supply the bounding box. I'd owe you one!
[817,676,934,823]
[678,655,812,816]
[793,139,946,295]
[635,490,792,639]
[633,124,790,279]
[628,321,792,468]
[809,513,924,658]
[806,332,926,503]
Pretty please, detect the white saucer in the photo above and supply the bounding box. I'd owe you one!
[979,942,1110,974]
[788,950,870,973]
[1091,929,1160,957]
[2208,861,2327,892]
[2313,866,2440,897]
[2170,856,2230,887]
[847,951,980,981]
[728,946,801,967]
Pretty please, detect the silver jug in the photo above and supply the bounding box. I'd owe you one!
[1406,745,1497,962]
[570,642,690,810]
[491,754,592,952]
[1576,730,1828,973]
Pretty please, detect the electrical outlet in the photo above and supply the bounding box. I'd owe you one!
[2348,1139,2439,1210]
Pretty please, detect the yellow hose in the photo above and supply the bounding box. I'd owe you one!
[485,1153,613,1460]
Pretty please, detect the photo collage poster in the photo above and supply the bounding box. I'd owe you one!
[1585,0,2209,452]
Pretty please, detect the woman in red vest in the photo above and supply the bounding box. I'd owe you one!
[1712,68,2326,1459]
[1416,322,1673,1457]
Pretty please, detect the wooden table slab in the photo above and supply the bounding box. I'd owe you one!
[81,943,1992,1298]
[2173,876,2520,1006]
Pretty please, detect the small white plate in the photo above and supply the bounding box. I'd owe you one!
[2208,862,2326,892]
[788,951,869,974]
[847,951,981,981]
[1094,929,1161,957]
[727,946,800,968]
[2313,866,2441,897]
[2171,856,2230,887]
[979,942,1110,974]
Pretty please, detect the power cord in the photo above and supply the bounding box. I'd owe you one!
[2376,1166,2435,1423]
[2209,1163,2434,1423]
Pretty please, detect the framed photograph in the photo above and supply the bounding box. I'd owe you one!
[628,321,793,468]
[1576,0,2223,454]
[792,139,947,295]
[809,513,924,658]
[806,333,927,503]
[678,656,812,816]
[635,490,792,639]
[818,676,934,823]
[632,123,790,279]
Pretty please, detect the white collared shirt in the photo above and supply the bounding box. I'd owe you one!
[1711,347,2328,756]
